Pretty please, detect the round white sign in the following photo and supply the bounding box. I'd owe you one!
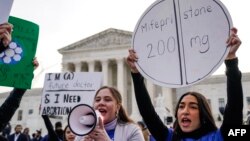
[132,0,232,88]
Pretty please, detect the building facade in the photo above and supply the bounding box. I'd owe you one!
[1,28,250,135]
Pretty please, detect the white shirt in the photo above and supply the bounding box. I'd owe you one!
[14,133,20,141]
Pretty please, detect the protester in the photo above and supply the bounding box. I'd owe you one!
[1,122,11,138]
[31,129,43,141]
[7,124,29,141]
[41,115,60,141]
[41,118,77,141]
[0,57,39,131]
[79,86,144,141]
[23,127,31,141]
[63,125,76,141]
[41,116,64,141]
[0,21,39,141]
[55,121,64,140]
[31,133,36,140]
[126,27,243,140]
[0,135,8,141]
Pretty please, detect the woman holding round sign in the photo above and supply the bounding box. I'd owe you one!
[127,27,243,140]
[132,0,235,88]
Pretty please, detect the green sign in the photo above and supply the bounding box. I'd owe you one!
[0,16,39,89]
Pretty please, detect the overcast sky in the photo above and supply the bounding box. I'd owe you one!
[0,0,249,92]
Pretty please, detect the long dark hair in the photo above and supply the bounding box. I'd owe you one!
[63,125,70,141]
[173,92,217,139]
[94,86,134,124]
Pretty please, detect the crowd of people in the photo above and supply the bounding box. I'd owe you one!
[0,9,246,141]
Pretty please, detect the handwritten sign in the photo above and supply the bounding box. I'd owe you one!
[0,0,14,24]
[0,16,39,89]
[132,0,232,88]
[40,72,103,116]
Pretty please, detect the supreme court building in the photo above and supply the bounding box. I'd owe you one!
[1,28,250,135]
[57,28,250,125]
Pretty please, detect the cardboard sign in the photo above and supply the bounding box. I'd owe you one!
[0,16,39,89]
[0,0,14,24]
[40,72,103,116]
[132,0,232,88]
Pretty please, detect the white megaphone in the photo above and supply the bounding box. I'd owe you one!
[68,104,101,136]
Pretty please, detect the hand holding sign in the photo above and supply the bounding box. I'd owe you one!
[40,72,103,116]
[0,0,13,48]
[0,0,14,24]
[0,16,39,89]
[132,0,232,88]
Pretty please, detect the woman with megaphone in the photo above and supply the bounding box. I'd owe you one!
[76,86,144,141]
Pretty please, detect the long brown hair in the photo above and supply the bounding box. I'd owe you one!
[94,86,134,124]
[63,125,69,141]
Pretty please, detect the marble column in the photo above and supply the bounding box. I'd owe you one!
[88,60,95,72]
[61,63,68,72]
[162,87,175,115]
[130,76,142,121]
[116,58,127,108]
[74,62,82,72]
[101,59,109,86]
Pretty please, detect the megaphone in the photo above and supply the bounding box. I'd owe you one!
[68,104,100,136]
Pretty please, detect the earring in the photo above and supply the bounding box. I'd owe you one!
[116,110,119,117]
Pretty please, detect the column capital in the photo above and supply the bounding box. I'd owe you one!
[101,58,109,64]
[74,61,82,65]
[116,57,125,63]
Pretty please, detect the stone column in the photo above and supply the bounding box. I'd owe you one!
[117,58,127,108]
[101,59,109,86]
[88,60,95,72]
[130,77,142,121]
[74,62,82,72]
[162,87,174,115]
[61,63,68,72]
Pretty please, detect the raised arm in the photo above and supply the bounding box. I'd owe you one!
[42,115,61,141]
[221,27,243,132]
[127,49,169,141]
[0,88,26,131]
[0,57,39,131]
